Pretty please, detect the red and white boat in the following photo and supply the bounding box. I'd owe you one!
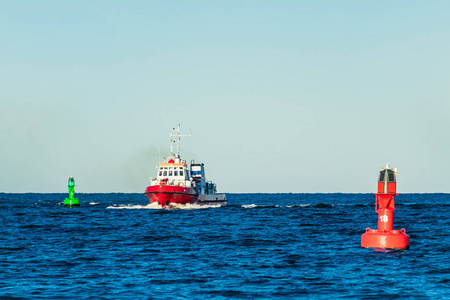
[144,125,226,207]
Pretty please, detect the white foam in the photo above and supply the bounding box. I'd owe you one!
[107,202,161,210]
[89,202,100,205]
[106,202,221,210]
[242,204,310,208]
[170,203,221,210]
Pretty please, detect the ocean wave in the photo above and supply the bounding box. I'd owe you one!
[2,193,449,298]
[286,204,311,208]
[242,204,311,209]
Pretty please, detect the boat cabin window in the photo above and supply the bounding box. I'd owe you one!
[163,171,167,176]
[174,170,178,176]
[180,171,184,176]
[169,170,173,176]
[159,171,162,176]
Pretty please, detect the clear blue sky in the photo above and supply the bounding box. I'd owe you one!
[1,1,449,193]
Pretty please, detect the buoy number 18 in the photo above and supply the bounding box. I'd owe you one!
[380,215,389,222]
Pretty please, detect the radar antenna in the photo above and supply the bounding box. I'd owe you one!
[170,124,191,157]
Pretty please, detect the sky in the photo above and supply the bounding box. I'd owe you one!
[1,1,449,193]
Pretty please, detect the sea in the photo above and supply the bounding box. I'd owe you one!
[1,193,449,299]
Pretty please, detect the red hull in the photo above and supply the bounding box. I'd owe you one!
[144,185,198,207]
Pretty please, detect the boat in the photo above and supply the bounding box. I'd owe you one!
[144,125,226,207]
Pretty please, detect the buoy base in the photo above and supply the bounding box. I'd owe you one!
[64,198,80,207]
[361,228,409,250]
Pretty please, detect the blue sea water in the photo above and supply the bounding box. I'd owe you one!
[0,193,449,299]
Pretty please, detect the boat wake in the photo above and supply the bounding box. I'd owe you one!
[170,203,221,209]
[107,202,221,210]
[242,204,311,209]
[107,203,162,210]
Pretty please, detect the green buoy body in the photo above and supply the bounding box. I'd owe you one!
[64,177,80,206]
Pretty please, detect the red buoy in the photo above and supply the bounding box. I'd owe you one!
[361,164,410,250]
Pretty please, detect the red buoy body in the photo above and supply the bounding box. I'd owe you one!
[361,165,410,250]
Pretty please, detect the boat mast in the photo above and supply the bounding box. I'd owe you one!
[170,124,191,157]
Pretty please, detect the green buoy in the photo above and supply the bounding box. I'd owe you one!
[64,177,80,207]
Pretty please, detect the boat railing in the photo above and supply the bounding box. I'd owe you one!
[155,178,191,188]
